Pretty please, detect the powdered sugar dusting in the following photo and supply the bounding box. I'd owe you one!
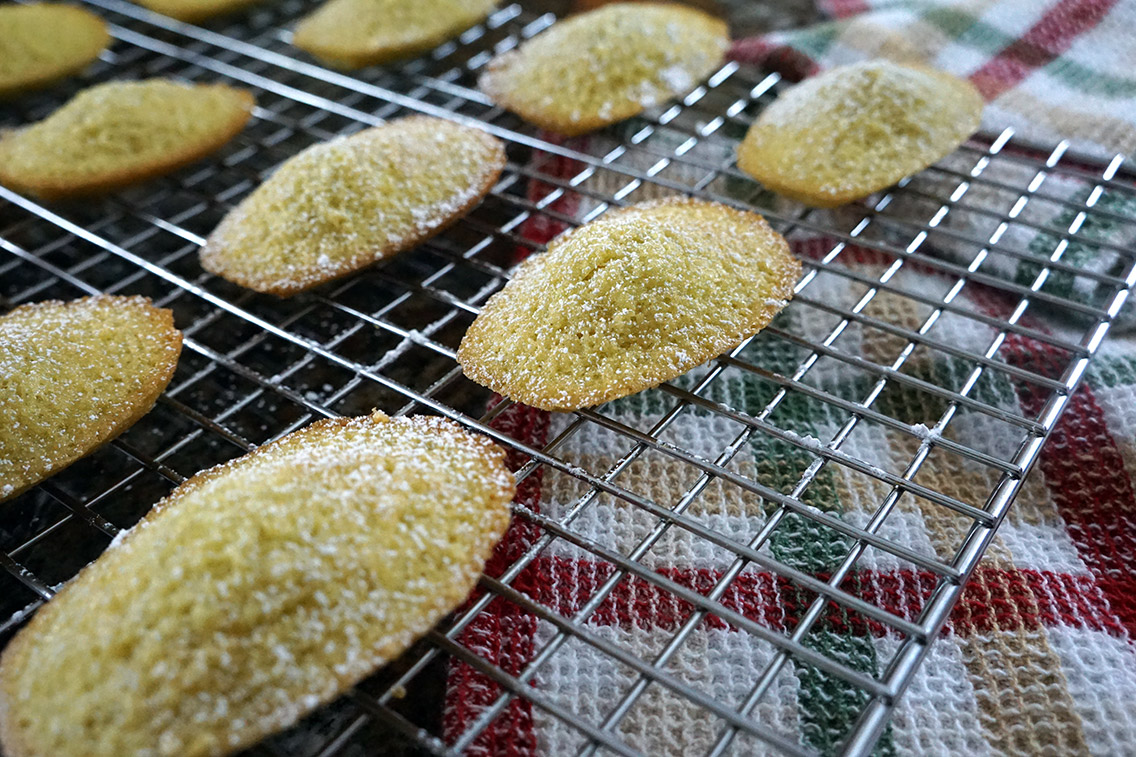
[458,197,800,411]
[0,79,252,198]
[0,295,181,503]
[659,64,694,93]
[105,527,129,551]
[738,60,983,205]
[479,3,728,135]
[910,422,941,441]
[200,116,505,296]
[293,0,497,68]
[4,412,513,754]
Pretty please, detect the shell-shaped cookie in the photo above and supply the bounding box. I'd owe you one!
[457,197,800,411]
[479,2,729,136]
[200,116,506,296]
[135,0,264,23]
[0,412,514,757]
[0,296,182,503]
[737,60,983,207]
[294,0,499,69]
[0,4,110,98]
[0,79,254,200]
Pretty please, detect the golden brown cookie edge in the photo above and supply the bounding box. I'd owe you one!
[293,1,500,70]
[457,197,801,411]
[0,295,183,504]
[737,63,984,207]
[199,118,507,297]
[0,84,255,201]
[0,413,513,757]
[0,6,110,100]
[478,3,730,137]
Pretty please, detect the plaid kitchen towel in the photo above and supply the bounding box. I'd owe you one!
[443,182,1136,756]
[730,0,1136,159]
[732,0,1136,330]
[441,267,1136,756]
[441,3,1136,756]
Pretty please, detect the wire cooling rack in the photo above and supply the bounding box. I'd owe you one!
[2,1,1136,755]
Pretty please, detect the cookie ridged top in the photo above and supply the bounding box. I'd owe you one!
[135,0,264,23]
[0,79,254,200]
[0,4,110,98]
[457,197,799,411]
[0,296,182,503]
[480,3,729,136]
[737,60,983,207]
[200,116,506,296]
[0,412,514,757]
[294,0,499,69]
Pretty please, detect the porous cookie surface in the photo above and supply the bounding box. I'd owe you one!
[0,412,514,757]
[135,0,264,23]
[0,79,254,200]
[293,0,498,69]
[0,296,182,503]
[737,60,983,207]
[200,116,506,296]
[479,2,729,136]
[457,197,800,411]
[0,4,109,97]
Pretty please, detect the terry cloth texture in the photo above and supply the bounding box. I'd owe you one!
[731,0,1136,330]
[441,2,1136,756]
[731,0,1136,159]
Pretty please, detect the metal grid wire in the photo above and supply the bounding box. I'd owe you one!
[2,0,1135,755]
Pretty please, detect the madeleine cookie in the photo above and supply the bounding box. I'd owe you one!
[737,60,983,207]
[134,0,264,23]
[0,296,182,503]
[480,3,729,136]
[0,79,254,200]
[0,412,513,757]
[458,197,799,411]
[294,0,499,69]
[0,4,110,98]
[200,116,506,296]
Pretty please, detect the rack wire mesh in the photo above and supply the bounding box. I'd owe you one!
[2,1,1135,755]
